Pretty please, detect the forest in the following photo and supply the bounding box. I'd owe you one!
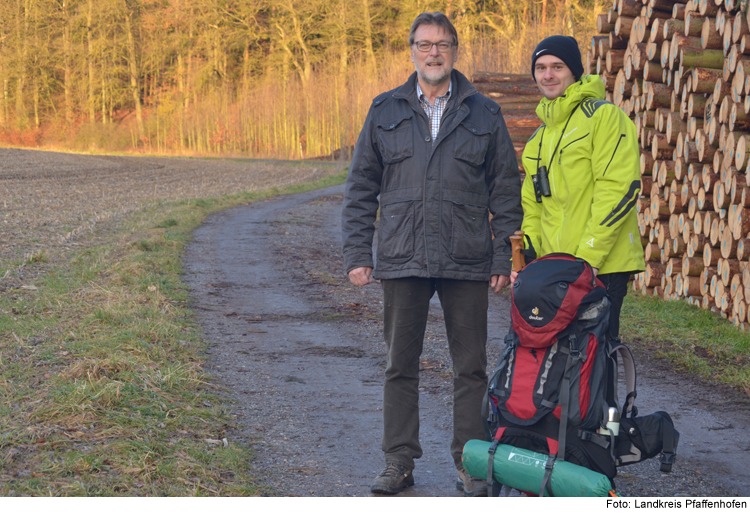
[0,0,604,158]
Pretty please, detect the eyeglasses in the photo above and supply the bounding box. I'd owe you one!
[413,41,455,53]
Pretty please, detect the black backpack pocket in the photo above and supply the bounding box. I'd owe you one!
[615,411,680,472]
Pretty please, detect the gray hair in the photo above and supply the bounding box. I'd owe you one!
[408,12,458,47]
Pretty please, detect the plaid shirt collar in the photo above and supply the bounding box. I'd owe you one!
[417,80,452,141]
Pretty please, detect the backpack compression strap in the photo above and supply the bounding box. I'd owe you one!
[556,333,580,462]
[486,427,507,497]
[659,413,678,472]
[539,454,556,497]
[538,333,581,497]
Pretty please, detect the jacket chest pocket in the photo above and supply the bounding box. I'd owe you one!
[453,123,491,167]
[377,116,414,164]
[557,135,590,169]
[555,136,590,201]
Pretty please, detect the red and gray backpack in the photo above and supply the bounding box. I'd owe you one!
[482,254,679,496]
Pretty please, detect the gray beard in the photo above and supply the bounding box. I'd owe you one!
[416,65,452,86]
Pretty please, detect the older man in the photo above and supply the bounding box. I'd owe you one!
[516,35,644,342]
[341,12,522,496]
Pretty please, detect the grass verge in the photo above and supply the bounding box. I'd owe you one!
[3,160,748,495]
[0,168,347,496]
[620,293,750,397]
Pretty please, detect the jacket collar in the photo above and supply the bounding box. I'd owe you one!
[393,69,478,108]
[535,74,605,126]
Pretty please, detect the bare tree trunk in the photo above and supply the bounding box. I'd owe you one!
[109,37,116,124]
[242,46,249,93]
[336,0,347,158]
[185,51,192,110]
[86,0,95,123]
[101,67,107,125]
[15,0,29,128]
[31,0,39,128]
[2,79,8,128]
[62,0,72,125]
[177,52,185,149]
[33,80,39,128]
[338,0,348,79]
[186,7,193,111]
[276,17,310,90]
[288,7,311,88]
[362,0,376,75]
[0,65,5,127]
[125,6,144,139]
[564,0,575,37]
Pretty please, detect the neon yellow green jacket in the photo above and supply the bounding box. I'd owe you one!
[521,75,645,275]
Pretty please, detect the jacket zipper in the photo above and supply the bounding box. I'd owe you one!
[554,149,564,248]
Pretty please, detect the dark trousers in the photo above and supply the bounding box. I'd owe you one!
[598,272,631,341]
[381,278,489,470]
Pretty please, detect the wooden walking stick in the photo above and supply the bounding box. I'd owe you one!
[510,230,525,272]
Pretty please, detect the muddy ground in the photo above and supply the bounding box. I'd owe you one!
[0,147,334,264]
[183,183,750,497]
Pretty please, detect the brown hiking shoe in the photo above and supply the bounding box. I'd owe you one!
[456,466,488,497]
[370,463,414,495]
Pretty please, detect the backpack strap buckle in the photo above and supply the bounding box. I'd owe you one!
[568,334,579,359]
[660,451,676,472]
[578,429,611,449]
[539,454,556,497]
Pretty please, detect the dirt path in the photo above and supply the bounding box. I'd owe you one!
[183,184,750,497]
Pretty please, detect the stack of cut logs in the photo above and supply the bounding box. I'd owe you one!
[471,72,543,173]
[590,0,750,327]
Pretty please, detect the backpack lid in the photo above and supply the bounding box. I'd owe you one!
[511,253,605,348]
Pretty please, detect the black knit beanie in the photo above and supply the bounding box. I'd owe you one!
[531,35,584,82]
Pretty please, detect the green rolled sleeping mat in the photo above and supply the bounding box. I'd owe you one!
[462,439,613,497]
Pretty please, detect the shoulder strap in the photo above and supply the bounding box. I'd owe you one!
[556,332,581,462]
[612,343,637,417]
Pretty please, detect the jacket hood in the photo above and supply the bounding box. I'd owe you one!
[535,75,605,126]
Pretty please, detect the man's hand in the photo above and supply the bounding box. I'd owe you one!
[348,267,374,286]
[490,274,510,293]
[593,267,599,277]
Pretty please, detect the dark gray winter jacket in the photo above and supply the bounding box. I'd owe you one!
[341,70,523,281]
